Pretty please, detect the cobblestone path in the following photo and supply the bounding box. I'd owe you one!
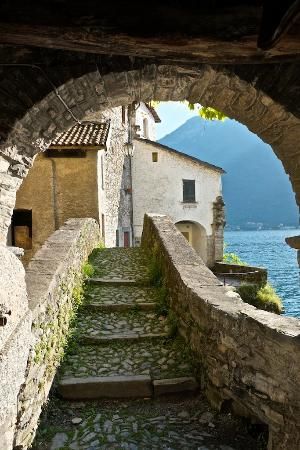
[33,248,266,450]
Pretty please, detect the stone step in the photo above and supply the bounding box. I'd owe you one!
[76,310,169,341]
[58,375,198,400]
[153,377,198,396]
[58,374,153,399]
[85,302,156,312]
[85,285,161,308]
[89,247,150,282]
[87,278,145,286]
[80,332,169,344]
[60,338,194,381]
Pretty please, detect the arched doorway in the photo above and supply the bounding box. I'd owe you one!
[175,220,207,263]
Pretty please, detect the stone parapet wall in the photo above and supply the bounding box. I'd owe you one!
[213,261,268,285]
[14,218,100,449]
[141,213,300,450]
[0,246,32,450]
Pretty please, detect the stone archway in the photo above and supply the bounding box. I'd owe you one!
[175,220,208,263]
[0,63,299,241]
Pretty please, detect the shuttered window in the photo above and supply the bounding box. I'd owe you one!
[183,179,195,202]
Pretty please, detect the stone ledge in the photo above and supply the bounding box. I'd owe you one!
[58,375,153,399]
[81,332,169,344]
[141,213,300,449]
[153,377,199,396]
[87,278,145,286]
[85,302,156,312]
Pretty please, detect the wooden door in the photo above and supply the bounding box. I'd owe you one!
[124,231,130,248]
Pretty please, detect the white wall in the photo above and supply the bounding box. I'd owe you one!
[135,104,156,140]
[132,139,222,260]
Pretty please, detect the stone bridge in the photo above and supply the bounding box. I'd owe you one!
[1,215,299,450]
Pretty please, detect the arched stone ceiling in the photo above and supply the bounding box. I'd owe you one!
[0,62,299,241]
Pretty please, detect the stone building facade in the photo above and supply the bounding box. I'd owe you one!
[132,139,225,267]
[9,102,224,267]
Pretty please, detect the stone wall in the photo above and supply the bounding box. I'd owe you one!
[0,62,300,243]
[141,214,300,450]
[85,107,129,248]
[0,246,32,450]
[14,218,100,449]
[13,151,100,264]
[213,261,268,285]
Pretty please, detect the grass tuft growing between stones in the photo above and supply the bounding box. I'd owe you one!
[147,256,163,286]
[82,262,95,278]
[237,282,283,314]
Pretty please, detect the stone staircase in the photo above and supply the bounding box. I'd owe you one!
[58,248,198,400]
[33,247,266,449]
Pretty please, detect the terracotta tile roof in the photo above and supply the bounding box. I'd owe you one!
[145,104,161,123]
[50,121,110,148]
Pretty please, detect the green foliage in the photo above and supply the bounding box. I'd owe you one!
[237,282,283,314]
[223,252,246,265]
[223,242,246,265]
[150,100,227,121]
[197,106,227,121]
[82,262,95,278]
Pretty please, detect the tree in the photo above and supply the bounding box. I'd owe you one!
[188,104,227,121]
[149,100,227,121]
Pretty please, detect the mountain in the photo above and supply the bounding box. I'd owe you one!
[158,117,299,228]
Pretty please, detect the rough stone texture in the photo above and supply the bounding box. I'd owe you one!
[59,374,153,399]
[141,213,300,450]
[213,262,268,285]
[32,394,264,450]
[0,246,32,450]
[60,339,194,380]
[153,377,198,396]
[0,63,300,242]
[13,218,100,449]
[285,235,300,250]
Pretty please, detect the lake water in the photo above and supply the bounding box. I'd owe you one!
[224,229,300,318]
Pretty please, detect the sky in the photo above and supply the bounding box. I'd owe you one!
[155,102,198,140]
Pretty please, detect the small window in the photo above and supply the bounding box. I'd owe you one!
[143,118,149,138]
[101,154,105,190]
[183,180,196,202]
[122,106,126,125]
[152,152,158,162]
[116,230,119,247]
[12,209,32,249]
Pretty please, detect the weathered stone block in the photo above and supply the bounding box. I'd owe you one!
[153,377,198,396]
[59,375,153,399]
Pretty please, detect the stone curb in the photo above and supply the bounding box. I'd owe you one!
[58,376,198,400]
[80,332,170,344]
[84,302,156,312]
[88,278,148,286]
[153,377,199,396]
[58,375,153,399]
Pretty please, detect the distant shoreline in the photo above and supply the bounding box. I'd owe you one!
[225,227,299,232]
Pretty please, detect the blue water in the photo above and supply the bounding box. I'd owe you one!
[224,229,300,318]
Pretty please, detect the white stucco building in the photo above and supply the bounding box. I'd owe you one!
[131,138,225,267]
[12,101,225,268]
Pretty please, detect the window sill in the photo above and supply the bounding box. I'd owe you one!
[181,201,198,204]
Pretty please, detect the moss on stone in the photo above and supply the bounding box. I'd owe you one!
[237,282,283,314]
